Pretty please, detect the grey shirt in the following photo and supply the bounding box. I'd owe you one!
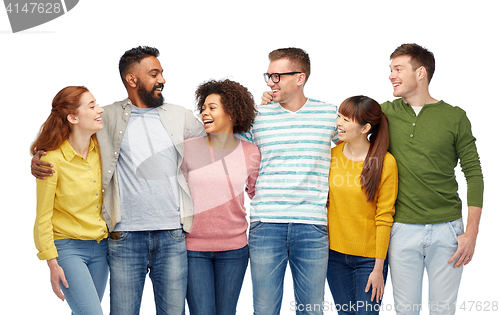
[114,105,181,232]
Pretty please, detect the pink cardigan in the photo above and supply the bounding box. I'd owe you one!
[181,137,260,251]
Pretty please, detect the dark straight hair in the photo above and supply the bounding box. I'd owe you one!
[338,95,390,202]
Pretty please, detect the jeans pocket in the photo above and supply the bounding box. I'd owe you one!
[390,222,403,239]
[108,231,129,242]
[249,221,263,233]
[447,218,464,244]
[54,239,74,248]
[168,228,186,240]
[311,224,328,235]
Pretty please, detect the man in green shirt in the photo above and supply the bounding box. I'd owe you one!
[384,44,483,315]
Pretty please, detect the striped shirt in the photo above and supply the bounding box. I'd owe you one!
[240,98,338,225]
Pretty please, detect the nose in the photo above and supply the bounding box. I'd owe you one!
[267,78,274,88]
[158,73,166,84]
[389,70,396,81]
[97,104,104,114]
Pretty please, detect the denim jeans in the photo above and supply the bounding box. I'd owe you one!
[186,245,249,315]
[54,238,108,315]
[388,219,464,315]
[249,222,329,315]
[327,250,388,315]
[107,229,188,315]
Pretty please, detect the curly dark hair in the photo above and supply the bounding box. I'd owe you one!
[195,79,257,134]
[118,46,160,84]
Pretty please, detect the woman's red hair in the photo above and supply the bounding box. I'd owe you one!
[338,95,390,202]
[30,86,89,155]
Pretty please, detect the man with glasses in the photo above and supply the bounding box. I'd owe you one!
[240,47,338,314]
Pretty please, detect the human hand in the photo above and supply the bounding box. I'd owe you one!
[47,258,69,301]
[261,91,273,105]
[365,268,385,303]
[31,150,54,179]
[448,231,477,268]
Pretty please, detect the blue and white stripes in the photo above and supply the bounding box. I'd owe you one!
[240,99,338,225]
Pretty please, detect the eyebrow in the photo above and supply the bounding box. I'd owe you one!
[149,68,163,73]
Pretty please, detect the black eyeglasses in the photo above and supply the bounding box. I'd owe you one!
[263,72,301,83]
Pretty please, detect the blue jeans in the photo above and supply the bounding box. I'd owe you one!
[186,245,249,315]
[388,219,464,315]
[107,229,188,315]
[249,222,329,315]
[54,239,108,315]
[327,250,388,315]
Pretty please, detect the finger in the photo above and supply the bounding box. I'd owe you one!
[448,249,461,264]
[35,150,47,159]
[51,280,66,301]
[454,254,469,268]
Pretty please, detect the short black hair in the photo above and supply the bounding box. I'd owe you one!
[195,79,257,134]
[118,46,160,84]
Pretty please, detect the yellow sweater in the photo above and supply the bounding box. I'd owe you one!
[328,142,398,259]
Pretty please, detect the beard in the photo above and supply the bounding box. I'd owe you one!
[138,82,164,108]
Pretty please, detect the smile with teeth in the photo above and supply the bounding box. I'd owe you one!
[203,119,214,126]
[392,82,401,87]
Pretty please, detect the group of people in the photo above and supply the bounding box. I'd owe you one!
[31,43,483,315]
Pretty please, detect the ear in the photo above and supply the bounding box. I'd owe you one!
[416,66,427,82]
[125,74,138,88]
[67,114,78,125]
[297,73,306,87]
[362,123,372,135]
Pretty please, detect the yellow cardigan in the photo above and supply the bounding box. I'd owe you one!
[34,139,108,260]
[328,142,398,259]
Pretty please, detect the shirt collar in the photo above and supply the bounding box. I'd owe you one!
[60,138,96,162]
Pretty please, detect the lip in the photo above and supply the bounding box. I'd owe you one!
[203,119,214,128]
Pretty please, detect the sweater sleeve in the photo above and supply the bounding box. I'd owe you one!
[375,153,398,259]
[456,112,483,208]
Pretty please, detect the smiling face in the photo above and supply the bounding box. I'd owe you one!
[266,58,301,104]
[69,91,104,134]
[201,94,234,134]
[389,55,420,101]
[336,112,368,143]
[133,56,165,107]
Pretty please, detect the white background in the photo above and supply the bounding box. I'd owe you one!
[1,1,498,314]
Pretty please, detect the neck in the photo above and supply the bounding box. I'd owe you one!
[343,138,370,161]
[207,133,238,149]
[281,93,308,112]
[68,131,93,159]
[403,87,438,108]
[128,93,148,108]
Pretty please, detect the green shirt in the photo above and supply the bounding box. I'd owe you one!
[381,98,483,224]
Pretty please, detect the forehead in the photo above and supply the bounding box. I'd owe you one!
[79,92,95,105]
[204,93,222,104]
[390,55,412,68]
[267,58,292,72]
[135,56,163,73]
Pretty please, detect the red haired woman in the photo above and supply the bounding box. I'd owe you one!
[31,86,108,315]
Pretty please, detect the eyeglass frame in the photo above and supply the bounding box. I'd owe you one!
[263,72,302,83]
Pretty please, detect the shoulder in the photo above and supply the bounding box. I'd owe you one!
[184,136,205,147]
[331,142,344,155]
[307,98,337,111]
[241,140,260,154]
[40,148,62,166]
[161,103,193,114]
[382,152,398,173]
